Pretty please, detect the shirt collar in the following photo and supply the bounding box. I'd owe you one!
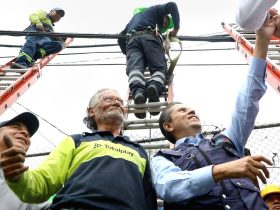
[175,133,204,147]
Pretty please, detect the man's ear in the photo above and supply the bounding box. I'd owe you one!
[87,107,95,118]
[163,121,174,133]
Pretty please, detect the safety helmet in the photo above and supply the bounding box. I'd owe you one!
[261,184,280,199]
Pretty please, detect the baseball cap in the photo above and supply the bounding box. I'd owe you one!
[52,7,65,17]
[0,112,39,137]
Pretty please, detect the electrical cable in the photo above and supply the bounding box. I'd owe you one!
[46,63,248,67]
[15,102,69,137]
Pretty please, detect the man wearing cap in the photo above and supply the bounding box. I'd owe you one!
[261,184,280,210]
[118,2,180,119]
[11,8,65,69]
[0,112,50,210]
[151,17,276,210]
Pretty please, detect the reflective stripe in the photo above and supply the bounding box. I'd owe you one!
[128,70,146,85]
[129,77,146,86]
[128,70,145,78]
[39,48,46,57]
[150,71,165,85]
[19,52,33,63]
[68,140,147,177]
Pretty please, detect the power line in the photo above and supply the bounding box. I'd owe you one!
[0,47,236,58]
[46,63,248,67]
[0,43,119,48]
[15,102,69,137]
[10,106,56,147]
[50,56,124,64]
[0,30,235,42]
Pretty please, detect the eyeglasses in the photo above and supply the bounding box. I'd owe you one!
[102,96,124,105]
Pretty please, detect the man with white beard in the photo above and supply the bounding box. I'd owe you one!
[1,88,157,210]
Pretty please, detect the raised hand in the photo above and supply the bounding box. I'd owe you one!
[169,29,178,37]
[0,135,29,181]
[257,13,277,42]
[254,15,277,59]
[268,8,279,18]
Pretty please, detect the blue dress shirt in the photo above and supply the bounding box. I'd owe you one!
[151,57,267,203]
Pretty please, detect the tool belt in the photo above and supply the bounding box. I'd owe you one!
[127,26,163,42]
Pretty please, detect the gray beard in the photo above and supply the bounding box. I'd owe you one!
[102,110,124,125]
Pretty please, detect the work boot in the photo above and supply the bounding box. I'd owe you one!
[10,62,28,69]
[146,85,160,116]
[133,92,146,119]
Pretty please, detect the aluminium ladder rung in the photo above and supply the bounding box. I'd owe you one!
[124,118,158,125]
[268,55,280,60]
[0,76,21,80]
[3,69,28,74]
[124,124,159,130]
[127,101,167,109]
[0,87,8,90]
[127,107,164,114]
[250,40,280,44]
[235,29,254,34]
[240,34,256,39]
[0,82,12,86]
[268,46,280,51]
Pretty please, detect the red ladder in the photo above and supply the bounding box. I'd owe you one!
[222,22,280,94]
[0,37,73,115]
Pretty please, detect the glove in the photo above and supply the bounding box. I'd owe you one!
[36,23,44,31]
[169,29,178,37]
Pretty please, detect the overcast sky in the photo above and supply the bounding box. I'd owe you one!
[1,0,280,159]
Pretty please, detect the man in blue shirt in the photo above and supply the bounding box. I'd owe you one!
[118,2,180,119]
[151,15,276,210]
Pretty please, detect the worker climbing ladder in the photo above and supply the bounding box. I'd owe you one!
[124,34,182,132]
[0,37,73,115]
[222,22,280,94]
[123,35,182,208]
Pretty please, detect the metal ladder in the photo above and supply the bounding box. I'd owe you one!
[0,38,73,115]
[222,22,280,94]
[123,70,172,150]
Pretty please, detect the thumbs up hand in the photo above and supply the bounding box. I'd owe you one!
[0,135,29,181]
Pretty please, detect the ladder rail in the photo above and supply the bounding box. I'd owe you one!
[222,23,280,94]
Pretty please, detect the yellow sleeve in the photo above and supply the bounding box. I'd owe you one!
[29,9,47,25]
[7,136,75,203]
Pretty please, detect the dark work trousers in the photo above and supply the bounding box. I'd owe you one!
[126,32,167,97]
[15,25,63,66]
